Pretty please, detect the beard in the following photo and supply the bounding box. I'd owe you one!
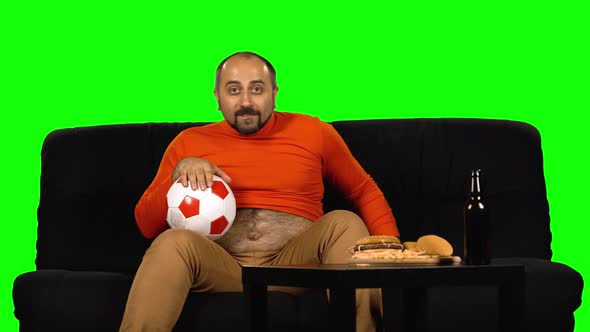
[231,106,268,135]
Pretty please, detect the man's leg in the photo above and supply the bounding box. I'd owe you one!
[271,210,382,332]
[119,229,242,332]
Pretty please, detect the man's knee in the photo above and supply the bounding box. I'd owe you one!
[149,229,209,253]
[322,210,369,237]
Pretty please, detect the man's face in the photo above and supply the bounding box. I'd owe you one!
[214,56,278,135]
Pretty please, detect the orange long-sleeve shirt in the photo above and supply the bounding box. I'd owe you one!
[135,112,399,239]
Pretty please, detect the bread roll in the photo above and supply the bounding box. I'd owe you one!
[417,235,453,256]
[402,241,419,251]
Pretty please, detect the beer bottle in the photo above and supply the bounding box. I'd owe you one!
[464,169,491,265]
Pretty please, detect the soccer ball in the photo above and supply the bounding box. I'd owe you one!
[166,175,236,240]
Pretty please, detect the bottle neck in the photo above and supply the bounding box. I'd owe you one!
[469,169,483,200]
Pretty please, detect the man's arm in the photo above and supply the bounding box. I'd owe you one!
[320,122,400,236]
[134,139,182,239]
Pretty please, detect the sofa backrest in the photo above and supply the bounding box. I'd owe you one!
[35,118,552,273]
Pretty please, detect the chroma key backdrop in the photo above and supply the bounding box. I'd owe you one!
[2,1,588,331]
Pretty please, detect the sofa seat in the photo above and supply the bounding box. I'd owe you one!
[13,269,331,332]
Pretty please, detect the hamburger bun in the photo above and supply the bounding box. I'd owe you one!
[353,235,402,252]
[416,235,453,256]
[402,241,419,251]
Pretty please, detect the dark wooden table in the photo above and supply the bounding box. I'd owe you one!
[242,263,525,332]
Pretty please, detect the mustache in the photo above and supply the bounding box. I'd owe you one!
[235,107,260,116]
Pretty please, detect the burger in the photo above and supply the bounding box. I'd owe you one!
[351,235,403,259]
[353,235,402,251]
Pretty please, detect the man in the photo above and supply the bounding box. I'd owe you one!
[120,52,400,332]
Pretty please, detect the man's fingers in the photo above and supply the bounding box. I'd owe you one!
[195,169,208,191]
[187,168,199,190]
[204,168,214,189]
[215,167,232,183]
[177,171,189,188]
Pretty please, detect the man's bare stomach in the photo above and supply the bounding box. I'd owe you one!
[214,208,313,253]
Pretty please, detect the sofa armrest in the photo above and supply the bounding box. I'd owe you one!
[13,270,133,331]
[494,257,583,330]
[381,258,582,332]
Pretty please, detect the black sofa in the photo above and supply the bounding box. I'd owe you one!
[13,118,583,331]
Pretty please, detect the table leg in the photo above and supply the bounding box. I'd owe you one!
[382,288,402,332]
[329,287,356,332]
[244,283,268,332]
[498,277,525,332]
[401,287,428,332]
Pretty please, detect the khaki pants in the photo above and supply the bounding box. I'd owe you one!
[120,210,381,332]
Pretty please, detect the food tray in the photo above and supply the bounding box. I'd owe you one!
[349,256,462,265]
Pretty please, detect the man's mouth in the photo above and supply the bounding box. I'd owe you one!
[231,108,264,134]
[235,108,260,121]
[235,107,259,117]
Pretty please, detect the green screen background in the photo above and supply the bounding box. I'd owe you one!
[2,1,588,330]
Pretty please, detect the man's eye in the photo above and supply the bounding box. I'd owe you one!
[228,87,240,94]
[251,86,262,94]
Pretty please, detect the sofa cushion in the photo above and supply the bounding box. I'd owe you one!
[328,119,552,259]
[36,123,201,273]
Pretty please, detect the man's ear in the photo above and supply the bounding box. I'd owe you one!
[213,89,221,110]
[273,86,279,108]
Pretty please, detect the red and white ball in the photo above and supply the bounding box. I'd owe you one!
[166,175,236,240]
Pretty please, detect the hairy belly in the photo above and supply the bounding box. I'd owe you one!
[214,208,313,253]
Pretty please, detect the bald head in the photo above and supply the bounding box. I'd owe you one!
[215,52,277,92]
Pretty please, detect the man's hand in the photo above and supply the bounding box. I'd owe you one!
[172,157,232,190]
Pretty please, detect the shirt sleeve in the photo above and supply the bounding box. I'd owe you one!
[320,122,400,236]
[134,133,187,239]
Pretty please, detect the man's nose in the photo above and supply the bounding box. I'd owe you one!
[240,92,253,107]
